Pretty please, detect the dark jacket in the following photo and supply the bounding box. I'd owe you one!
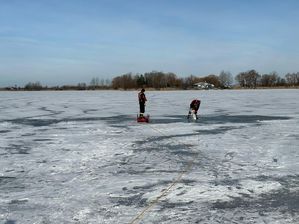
[190,99,201,111]
[138,92,147,104]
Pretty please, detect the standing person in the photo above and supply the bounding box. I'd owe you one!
[188,99,201,119]
[138,88,147,117]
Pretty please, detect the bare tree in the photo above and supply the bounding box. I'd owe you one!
[247,70,260,88]
[199,74,221,88]
[218,71,233,88]
[235,70,260,88]
[111,73,136,89]
[165,72,178,87]
[24,81,43,90]
[235,72,246,87]
[77,83,87,90]
[260,71,278,87]
[144,71,167,89]
[285,72,299,86]
[183,75,201,89]
[105,79,111,86]
[90,77,100,88]
[100,78,105,86]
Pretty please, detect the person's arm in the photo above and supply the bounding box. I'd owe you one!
[190,100,194,108]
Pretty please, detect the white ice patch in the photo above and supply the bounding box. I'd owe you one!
[153,179,282,205]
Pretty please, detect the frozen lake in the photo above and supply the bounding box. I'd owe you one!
[0,89,299,224]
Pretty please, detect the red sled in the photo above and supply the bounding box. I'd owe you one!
[137,114,150,123]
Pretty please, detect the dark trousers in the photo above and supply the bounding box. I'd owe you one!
[139,103,145,113]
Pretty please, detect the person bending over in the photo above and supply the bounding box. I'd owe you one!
[189,99,201,118]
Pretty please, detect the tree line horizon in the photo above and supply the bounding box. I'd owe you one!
[2,70,299,91]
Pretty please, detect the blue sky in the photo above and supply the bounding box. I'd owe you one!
[0,0,299,86]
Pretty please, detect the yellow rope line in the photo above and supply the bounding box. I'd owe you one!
[129,124,196,224]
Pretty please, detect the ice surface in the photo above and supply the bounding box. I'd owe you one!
[0,89,299,224]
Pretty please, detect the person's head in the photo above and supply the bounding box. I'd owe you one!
[141,88,145,92]
[194,99,199,104]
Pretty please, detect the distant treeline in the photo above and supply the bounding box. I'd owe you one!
[2,70,299,91]
[112,71,227,89]
[4,81,111,91]
[111,70,299,89]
